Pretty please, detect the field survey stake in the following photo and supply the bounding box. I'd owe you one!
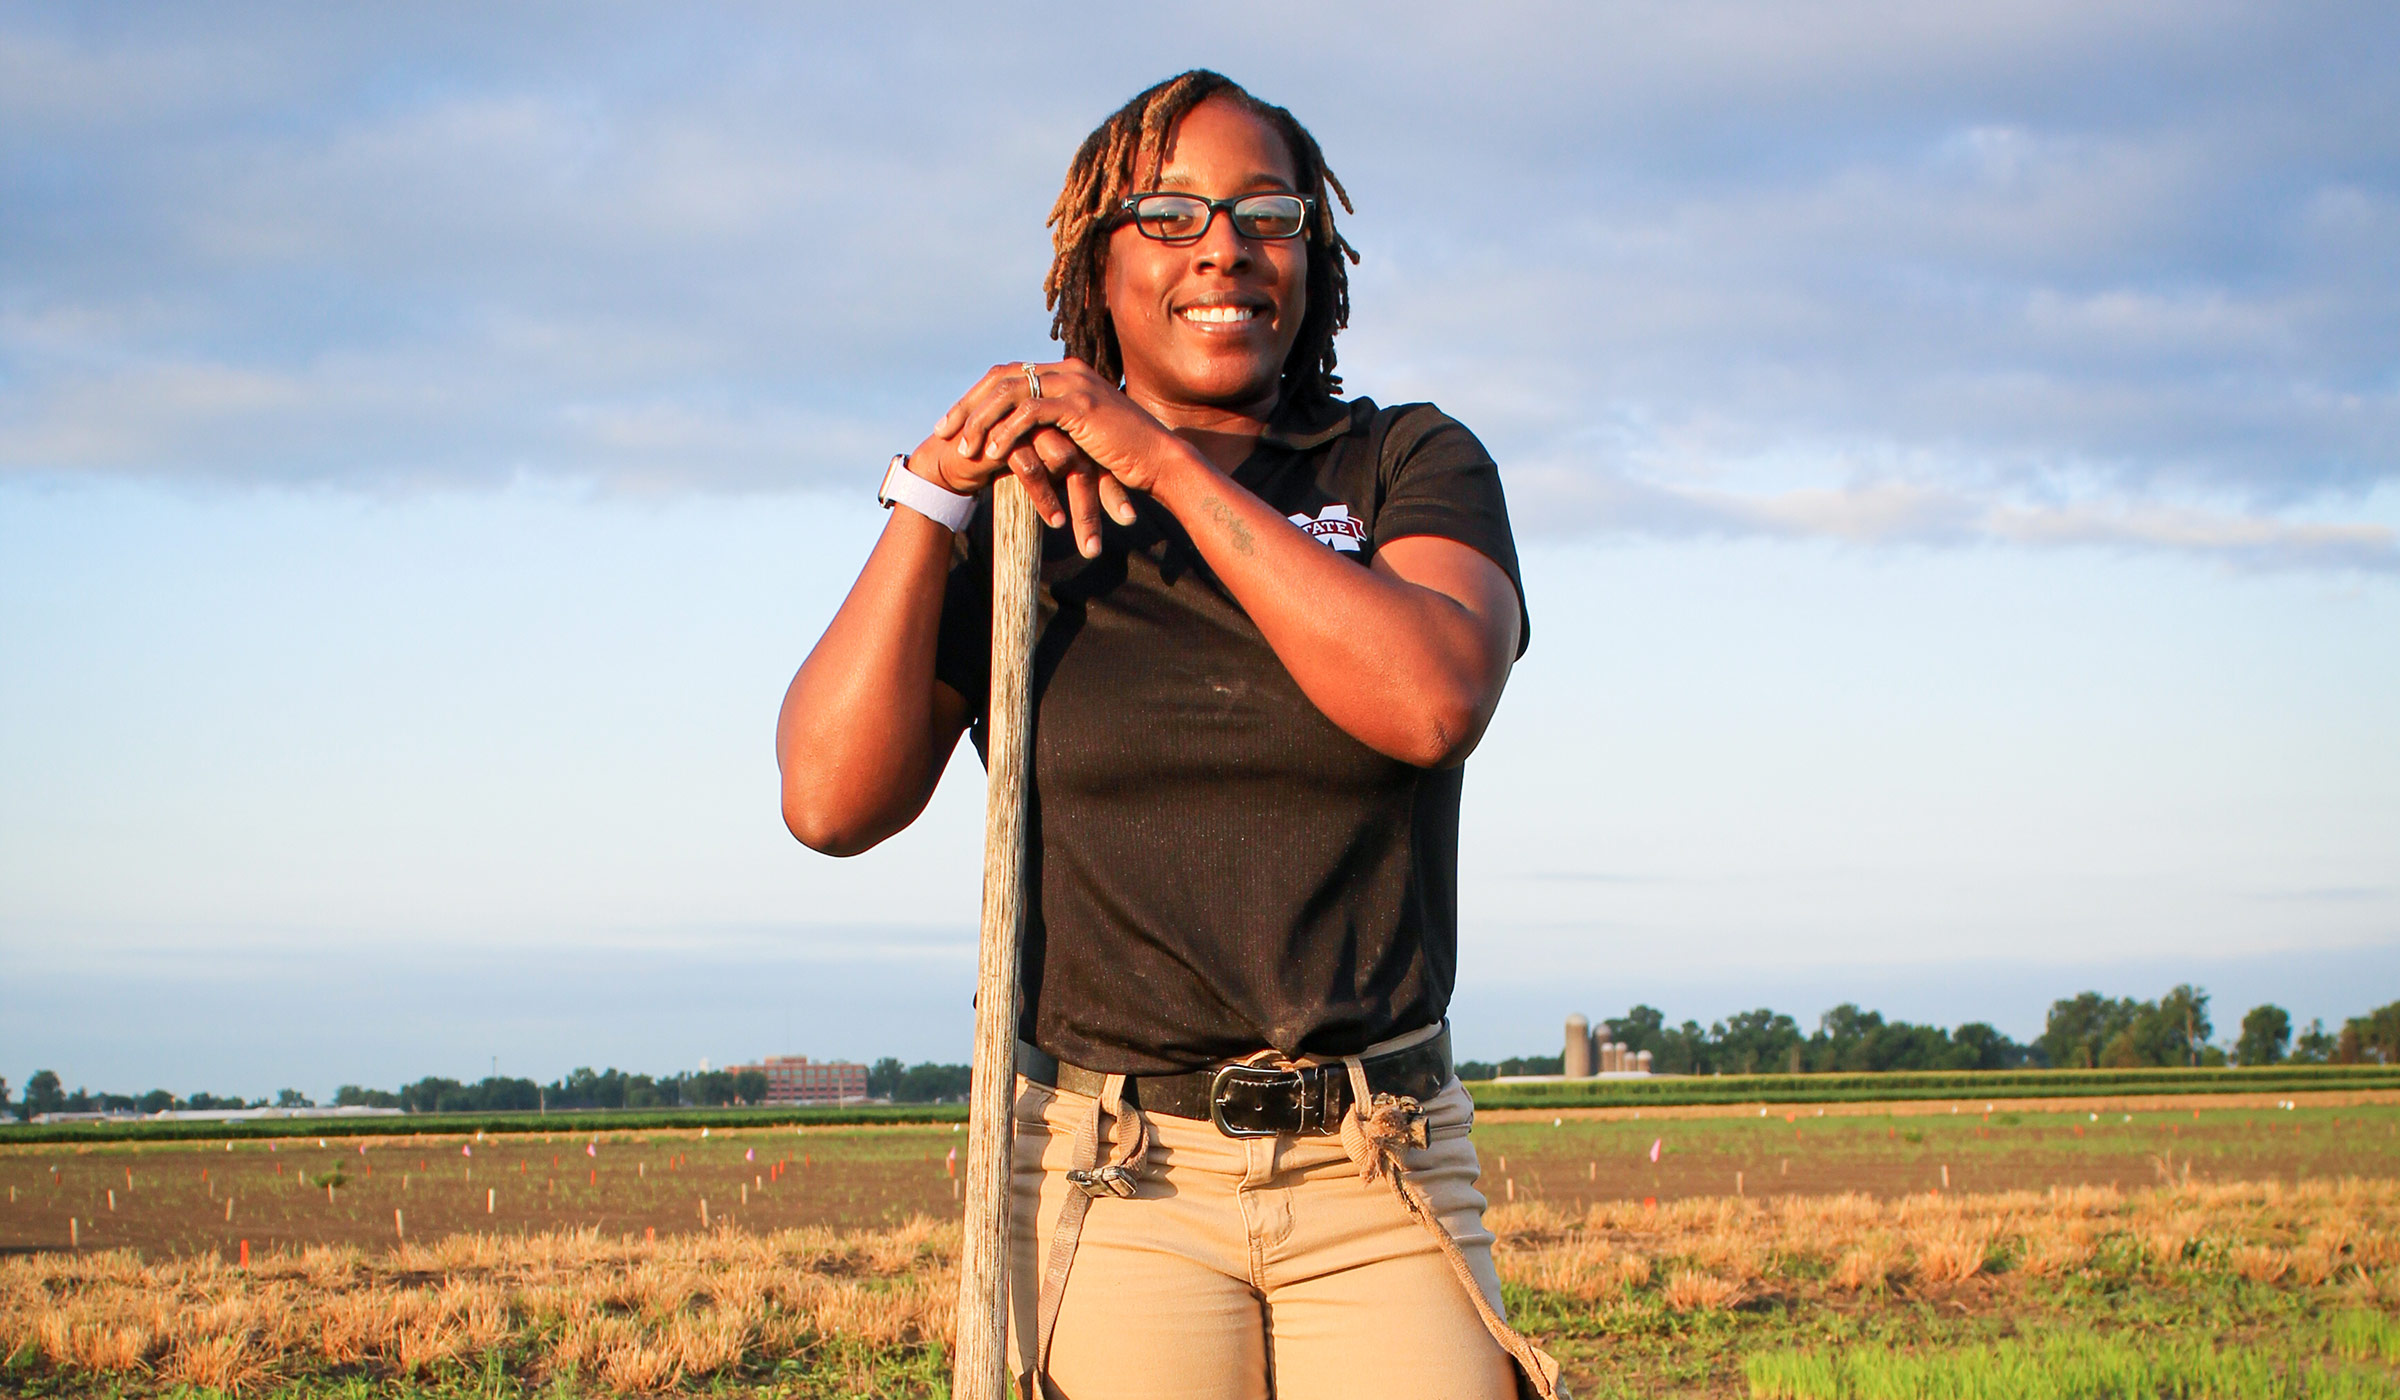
[954,476,1041,1400]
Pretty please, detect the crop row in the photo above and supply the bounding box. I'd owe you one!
[6,1065,2397,1145]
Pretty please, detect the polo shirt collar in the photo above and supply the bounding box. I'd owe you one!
[1255,393,1356,452]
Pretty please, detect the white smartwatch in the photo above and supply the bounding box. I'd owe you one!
[877,452,978,533]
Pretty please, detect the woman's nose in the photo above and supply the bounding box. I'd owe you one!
[1189,210,1254,272]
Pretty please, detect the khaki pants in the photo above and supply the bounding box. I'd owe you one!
[1006,1070,1526,1400]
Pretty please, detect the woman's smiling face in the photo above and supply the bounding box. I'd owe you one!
[1103,96,1309,420]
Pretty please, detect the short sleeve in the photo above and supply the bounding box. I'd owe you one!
[1372,406,1532,657]
[932,503,994,723]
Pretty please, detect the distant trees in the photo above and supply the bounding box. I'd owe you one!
[2338,1001,2400,1064]
[2037,986,2217,1069]
[2237,1005,2292,1065]
[1574,1003,2031,1077]
[2038,993,2143,1069]
[329,1064,832,1112]
[23,998,2398,1118]
[1454,1054,1570,1079]
[22,1071,64,1118]
[867,1059,972,1103]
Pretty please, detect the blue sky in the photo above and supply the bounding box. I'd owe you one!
[3,4,2394,1099]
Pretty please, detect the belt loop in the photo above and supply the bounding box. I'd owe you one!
[1033,1072,1149,1394]
[1340,1054,1373,1120]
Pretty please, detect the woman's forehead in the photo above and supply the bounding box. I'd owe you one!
[1149,98,1299,189]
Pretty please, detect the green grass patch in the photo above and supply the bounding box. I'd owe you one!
[0,1102,970,1147]
[1744,1327,2396,1399]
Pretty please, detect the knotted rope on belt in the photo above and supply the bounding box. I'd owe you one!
[1338,1057,1567,1400]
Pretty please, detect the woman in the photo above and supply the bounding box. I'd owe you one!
[777,71,1556,1400]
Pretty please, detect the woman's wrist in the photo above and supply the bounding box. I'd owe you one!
[1141,437,1228,515]
[907,439,975,495]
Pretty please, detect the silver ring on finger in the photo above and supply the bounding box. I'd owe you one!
[1022,362,1043,400]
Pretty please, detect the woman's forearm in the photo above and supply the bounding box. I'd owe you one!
[1149,455,1520,769]
[776,504,970,855]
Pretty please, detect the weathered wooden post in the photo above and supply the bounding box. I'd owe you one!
[955,477,1042,1400]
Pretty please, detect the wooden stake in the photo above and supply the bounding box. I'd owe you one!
[955,477,1041,1400]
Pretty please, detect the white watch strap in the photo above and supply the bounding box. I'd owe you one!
[878,453,978,532]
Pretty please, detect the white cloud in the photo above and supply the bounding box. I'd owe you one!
[1,2,2394,565]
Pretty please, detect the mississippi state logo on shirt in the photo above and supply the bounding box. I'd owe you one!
[1287,502,1366,552]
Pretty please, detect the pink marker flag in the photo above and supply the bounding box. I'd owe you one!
[1649,1138,1662,1163]
[745,1148,755,1162]
[462,1144,473,1157]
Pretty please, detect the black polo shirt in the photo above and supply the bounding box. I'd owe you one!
[935,394,1528,1076]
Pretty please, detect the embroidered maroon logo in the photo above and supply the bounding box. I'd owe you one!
[1287,503,1365,552]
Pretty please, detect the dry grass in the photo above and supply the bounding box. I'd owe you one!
[1659,1267,1748,1311]
[0,1219,958,1394]
[6,1179,2395,1393]
[1489,1176,2400,1304]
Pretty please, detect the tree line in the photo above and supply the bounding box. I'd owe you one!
[10,988,2397,1118]
[329,1065,775,1113]
[1,1065,776,1121]
[1454,987,2400,1080]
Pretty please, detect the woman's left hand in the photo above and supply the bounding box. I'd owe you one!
[937,359,1196,515]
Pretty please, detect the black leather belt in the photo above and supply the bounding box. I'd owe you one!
[1015,1030,1451,1138]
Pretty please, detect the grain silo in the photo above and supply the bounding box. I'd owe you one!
[1563,1014,1594,1078]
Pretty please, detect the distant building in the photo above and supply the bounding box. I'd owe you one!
[732,1055,869,1106]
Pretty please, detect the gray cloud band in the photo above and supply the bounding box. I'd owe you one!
[2,3,2393,570]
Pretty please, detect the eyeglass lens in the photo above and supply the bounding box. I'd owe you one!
[1132,194,1309,242]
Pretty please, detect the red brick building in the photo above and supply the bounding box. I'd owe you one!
[734,1055,869,1105]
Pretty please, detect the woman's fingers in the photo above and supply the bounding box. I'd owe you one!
[958,362,1052,459]
[1003,442,1069,528]
[1097,474,1140,527]
[933,373,990,441]
[1033,426,1116,554]
[1028,425,1081,473]
[1062,466,1105,558]
[937,362,1025,443]
[978,395,1059,467]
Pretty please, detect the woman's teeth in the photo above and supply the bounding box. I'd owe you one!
[1181,305,1256,324]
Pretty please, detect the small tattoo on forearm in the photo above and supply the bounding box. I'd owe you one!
[1203,495,1255,556]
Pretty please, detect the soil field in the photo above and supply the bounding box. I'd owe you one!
[1475,1097,2400,1210]
[2,1097,2393,1261]
[0,1124,971,1260]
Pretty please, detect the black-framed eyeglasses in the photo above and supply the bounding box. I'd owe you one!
[1117,191,1316,244]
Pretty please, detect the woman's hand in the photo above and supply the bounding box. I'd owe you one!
[938,360,1195,545]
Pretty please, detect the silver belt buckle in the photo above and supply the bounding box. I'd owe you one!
[1210,1062,1306,1138]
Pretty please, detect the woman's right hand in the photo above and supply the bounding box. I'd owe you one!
[924,363,1143,558]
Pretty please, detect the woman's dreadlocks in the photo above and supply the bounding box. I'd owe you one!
[1044,70,1360,403]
